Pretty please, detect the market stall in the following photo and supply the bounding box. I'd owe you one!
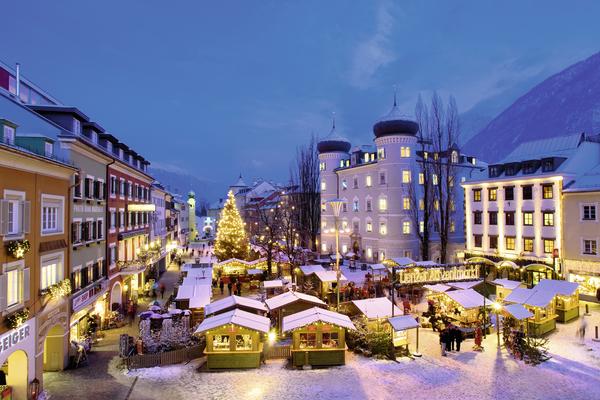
[440,289,491,328]
[265,291,327,334]
[386,315,420,356]
[345,297,402,331]
[313,271,348,301]
[535,279,579,323]
[204,295,267,317]
[174,284,212,324]
[504,288,557,337]
[194,309,271,369]
[262,279,285,298]
[492,279,523,301]
[296,265,326,288]
[283,307,356,367]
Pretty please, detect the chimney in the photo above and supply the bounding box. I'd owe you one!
[15,63,20,98]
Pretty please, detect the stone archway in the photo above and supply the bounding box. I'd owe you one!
[43,324,67,372]
[110,282,123,311]
[6,350,28,400]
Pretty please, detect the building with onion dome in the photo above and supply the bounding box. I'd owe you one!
[318,98,485,263]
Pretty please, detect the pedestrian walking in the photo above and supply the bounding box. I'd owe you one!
[227,281,233,295]
[439,328,448,356]
[127,301,135,326]
[237,281,242,296]
[473,325,484,351]
[578,316,588,343]
[159,282,166,299]
[454,326,463,352]
[219,278,224,295]
[152,281,158,298]
[445,325,454,352]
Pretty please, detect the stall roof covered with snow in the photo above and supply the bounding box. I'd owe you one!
[194,308,271,334]
[283,307,356,332]
[265,291,326,311]
[387,315,420,331]
[446,280,483,290]
[423,284,452,293]
[175,284,212,308]
[314,271,348,283]
[504,287,555,308]
[204,295,267,316]
[262,279,284,289]
[299,265,325,275]
[444,289,490,309]
[350,297,402,319]
[384,257,415,268]
[535,279,579,296]
[503,304,534,320]
[492,279,523,290]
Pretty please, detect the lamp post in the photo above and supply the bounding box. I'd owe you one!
[328,198,345,311]
[493,301,502,347]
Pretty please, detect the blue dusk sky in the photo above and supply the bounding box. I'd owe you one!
[1,1,599,198]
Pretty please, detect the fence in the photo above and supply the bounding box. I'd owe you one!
[265,345,291,359]
[124,345,204,369]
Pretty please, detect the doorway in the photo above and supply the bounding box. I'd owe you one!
[43,324,66,372]
[4,350,28,400]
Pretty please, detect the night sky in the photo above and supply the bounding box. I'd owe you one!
[1,1,599,196]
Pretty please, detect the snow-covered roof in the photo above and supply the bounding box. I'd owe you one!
[504,287,555,308]
[175,285,212,308]
[504,288,534,304]
[204,295,267,316]
[564,163,600,192]
[446,280,483,290]
[492,279,523,290]
[351,297,402,319]
[502,134,582,163]
[535,279,579,296]
[503,304,534,320]
[387,315,420,331]
[299,265,325,275]
[264,291,326,311]
[369,263,387,271]
[385,257,415,267]
[263,279,284,289]
[194,308,271,334]
[182,275,212,286]
[445,289,490,309]
[314,271,348,283]
[423,284,452,293]
[282,307,356,332]
[415,260,438,268]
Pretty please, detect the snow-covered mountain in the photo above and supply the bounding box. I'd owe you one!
[149,164,215,202]
[464,51,600,163]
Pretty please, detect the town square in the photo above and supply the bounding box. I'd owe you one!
[1,2,600,399]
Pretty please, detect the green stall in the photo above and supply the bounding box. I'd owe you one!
[265,291,328,335]
[194,308,271,369]
[504,287,557,337]
[535,280,580,323]
[283,307,356,368]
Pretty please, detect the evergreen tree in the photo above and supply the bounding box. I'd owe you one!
[214,190,249,261]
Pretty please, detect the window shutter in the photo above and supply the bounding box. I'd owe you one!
[103,182,107,199]
[71,222,77,242]
[23,268,30,302]
[21,200,31,233]
[98,220,103,238]
[0,274,6,312]
[0,200,8,235]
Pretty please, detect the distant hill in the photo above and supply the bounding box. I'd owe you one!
[149,164,215,203]
[464,51,600,163]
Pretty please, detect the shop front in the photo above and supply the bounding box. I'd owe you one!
[0,318,36,400]
[565,259,600,302]
[70,280,109,341]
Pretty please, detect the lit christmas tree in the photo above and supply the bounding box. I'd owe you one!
[214,190,249,261]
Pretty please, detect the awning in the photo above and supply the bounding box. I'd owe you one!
[503,304,533,320]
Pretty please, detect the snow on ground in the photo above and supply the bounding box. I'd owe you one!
[118,313,600,400]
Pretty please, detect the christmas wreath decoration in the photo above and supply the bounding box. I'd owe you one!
[6,239,31,259]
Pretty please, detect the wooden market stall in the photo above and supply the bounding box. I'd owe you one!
[504,287,557,337]
[174,284,212,324]
[194,309,271,369]
[502,303,534,333]
[283,307,356,368]
[344,297,402,331]
[296,265,326,288]
[386,315,421,357]
[265,291,328,334]
[491,279,524,301]
[313,271,348,301]
[440,289,491,328]
[535,280,580,323]
[262,279,285,298]
[204,295,267,317]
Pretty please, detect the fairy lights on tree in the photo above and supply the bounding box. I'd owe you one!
[214,190,249,261]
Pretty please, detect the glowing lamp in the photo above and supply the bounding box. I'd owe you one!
[268,330,277,344]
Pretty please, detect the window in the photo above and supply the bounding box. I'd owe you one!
[322,332,339,348]
[403,198,410,210]
[488,188,497,201]
[419,199,424,210]
[505,237,516,251]
[523,212,533,226]
[419,221,424,233]
[5,262,24,308]
[489,236,498,250]
[473,211,482,225]
[3,125,15,144]
[400,146,410,158]
[378,198,387,211]
[583,239,598,255]
[110,210,116,230]
[299,333,316,349]
[366,220,373,232]
[235,334,252,351]
[119,209,125,229]
[543,212,554,227]
[352,221,359,232]
[474,235,482,248]
[352,200,359,212]
[377,148,385,160]
[418,173,425,185]
[341,180,347,190]
[434,200,439,211]
[110,176,117,197]
[128,181,133,199]
[505,212,515,226]
[451,151,459,163]
[213,335,230,351]
[450,220,456,232]
[488,211,498,225]
[403,221,410,234]
[72,118,81,134]
[319,162,326,171]
[73,173,82,199]
[365,175,372,187]
[40,253,63,290]
[379,222,387,235]
[582,204,597,221]
[379,172,386,185]
[71,220,82,244]
[353,177,358,189]
[321,203,327,212]
[402,170,411,184]
[541,159,554,172]
[473,189,482,202]
[542,184,553,199]
[41,195,64,235]
[505,186,514,201]
[432,174,438,185]
[120,179,126,198]
[44,142,53,157]
[320,180,326,191]
[522,185,533,200]
[342,203,347,213]
[523,238,534,252]
[543,239,555,254]
[366,199,372,212]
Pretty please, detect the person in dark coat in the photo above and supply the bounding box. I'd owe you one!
[219,278,224,295]
[439,328,448,356]
[446,324,455,351]
[227,281,233,295]
[454,326,463,352]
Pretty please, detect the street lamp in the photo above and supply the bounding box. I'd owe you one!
[492,301,502,347]
[328,198,345,311]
